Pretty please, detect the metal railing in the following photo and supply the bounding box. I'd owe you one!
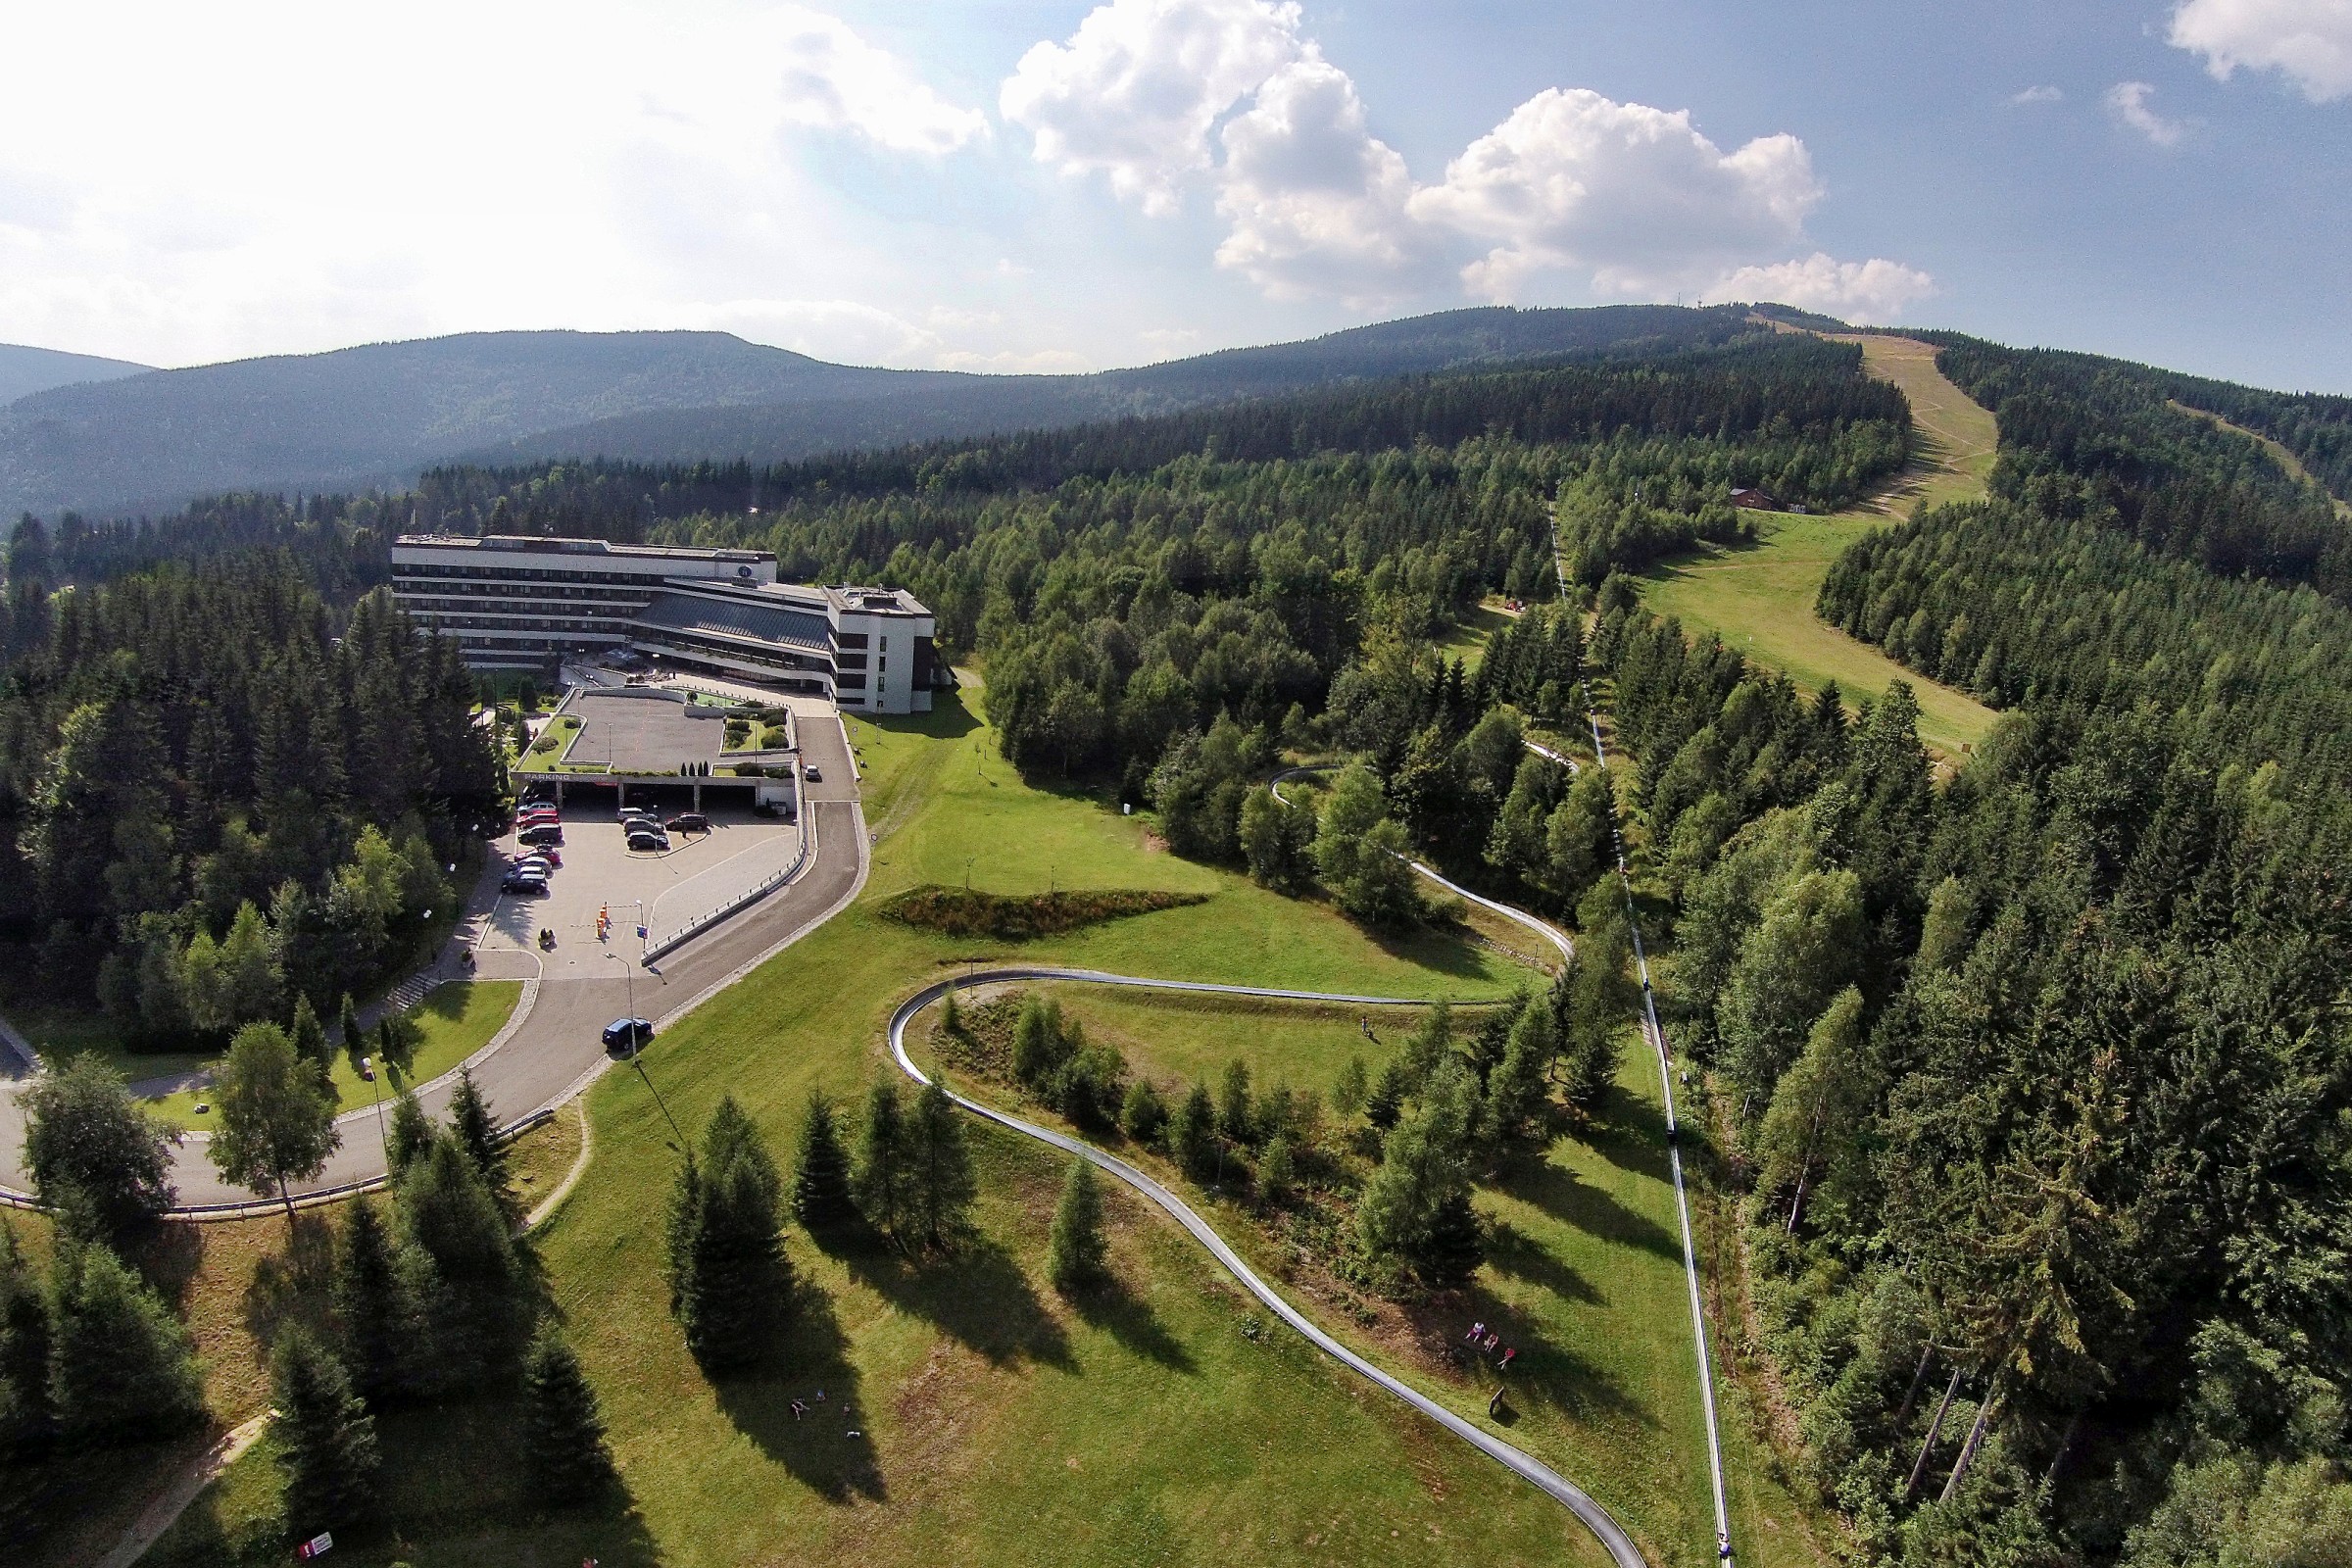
[642,806,813,961]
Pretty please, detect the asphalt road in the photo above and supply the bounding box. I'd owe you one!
[0,712,867,1210]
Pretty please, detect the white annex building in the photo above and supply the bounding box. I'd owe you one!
[389,534,937,713]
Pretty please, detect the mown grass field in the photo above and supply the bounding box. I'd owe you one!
[1636,334,2001,759]
[925,983,1835,1568]
[141,980,523,1130]
[142,684,1834,1568]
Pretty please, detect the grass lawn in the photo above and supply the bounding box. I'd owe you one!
[1436,602,1515,668]
[922,987,1836,1568]
[137,981,524,1131]
[1636,334,2001,760]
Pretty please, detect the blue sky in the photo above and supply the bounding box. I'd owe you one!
[2,1,2345,390]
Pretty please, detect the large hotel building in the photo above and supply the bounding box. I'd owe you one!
[390,534,937,714]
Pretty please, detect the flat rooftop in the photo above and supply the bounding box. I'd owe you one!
[394,533,773,564]
[821,584,930,617]
[560,690,724,774]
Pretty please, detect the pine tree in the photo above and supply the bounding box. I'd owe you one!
[521,1324,614,1504]
[338,993,365,1073]
[905,1081,977,1250]
[1217,1058,1255,1145]
[1365,1058,1409,1131]
[1047,1157,1107,1296]
[1120,1080,1167,1144]
[272,1324,379,1537]
[1484,999,1558,1146]
[50,1240,205,1445]
[671,1097,792,1370]
[387,1087,436,1173]
[1259,1132,1298,1206]
[853,1080,911,1243]
[1171,1081,1220,1179]
[397,1138,530,1388]
[0,1226,55,1452]
[332,1199,416,1406]
[1331,1054,1368,1117]
[447,1067,508,1198]
[289,993,333,1090]
[791,1092,857,1230]
[375,1014,414,1078]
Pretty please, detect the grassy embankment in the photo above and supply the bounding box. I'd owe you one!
[1635,333,2000,758]
[138,981,524,1130]
[147,687,1615,1568]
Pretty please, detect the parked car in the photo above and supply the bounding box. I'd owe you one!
[803,762,821,781]
[627,830,668,854]
[602,1017,655,1054]
[501,871,549,896]
[519,823,564,847]
[665,812,710,833]
[514,851,559,874]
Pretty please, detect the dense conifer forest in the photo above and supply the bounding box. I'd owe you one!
[0,556,502,1043]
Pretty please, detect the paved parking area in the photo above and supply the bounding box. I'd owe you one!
[478,803,799,977]
[561,689,725,773]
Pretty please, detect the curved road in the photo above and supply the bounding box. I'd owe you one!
[889,968,1645,1568]
[0,716,868,1211]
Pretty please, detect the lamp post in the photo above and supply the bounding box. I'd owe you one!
[609,951,683,1152]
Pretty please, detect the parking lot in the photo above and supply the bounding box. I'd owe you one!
[479,803,802,976]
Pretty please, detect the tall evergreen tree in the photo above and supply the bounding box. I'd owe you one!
[791,1091,857,1230]
[397,1137,531,1387]
[1171,1081,1220,1179]
[338,993,365,1074]
[0,1226,55,1452]
[288,993,333,1090]
[49,1240,206,1445]
[852,1080,913,1244]
[387,1086,435,1174]
[331,1199,416,1406]
[1047,1157,1108,1296]
[669,1097,793,1370]
[447,1067,507,1198]
[520,1324,614,1505]
[272,1324,379,1537]
[904,1081,977,1251]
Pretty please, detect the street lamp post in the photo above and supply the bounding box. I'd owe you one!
[610,950,683,1152]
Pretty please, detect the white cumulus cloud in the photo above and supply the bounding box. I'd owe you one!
[2010,84,2066,104]
[774,6,988,153]
[1714,254,1937,324]
[2170,0,2352,102]
[1212,57,1435,303]
[1000,0,1305,216]
[2106,80,2191,145]
[1409,88,1822,301]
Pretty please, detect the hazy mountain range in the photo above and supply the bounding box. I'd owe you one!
[0,305,1747,519]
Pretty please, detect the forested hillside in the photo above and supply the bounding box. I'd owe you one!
[1923,335,2352,601]
[0,560,502,1045]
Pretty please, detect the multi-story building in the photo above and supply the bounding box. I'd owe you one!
[389,534,937,712]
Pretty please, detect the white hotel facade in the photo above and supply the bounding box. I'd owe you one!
[389,534,937,713]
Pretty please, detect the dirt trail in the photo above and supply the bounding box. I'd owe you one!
[2170,400,2352,520]
[1834,335,1998,514]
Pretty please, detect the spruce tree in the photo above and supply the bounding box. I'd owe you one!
[332,1200,416,1406]
[1259,1132,1298,1206]
[387,1087,436,1173]
[289,994,333,1090]
[50,1240,205,1445]
[1119,1080,1167,1145]
[671,1098,792,1370]
[272,1324,379,1538]
[338,993,365,1073]
[791,1092,857,1230]
[447,1067,508,1198]
[1217,1058,1255,1145]
[397,1137,531,1388]
[375,1014,414,1078]
[1331,1054,1369,1117]
[0,1226,54,1452]
[1047,1157,1107,1296]
[521,1324,614,1504]
[905,1080,977,1250]
[1171,1081,1220,1179]
[1365,1058,1409,1131]
[852,1080,911,1243]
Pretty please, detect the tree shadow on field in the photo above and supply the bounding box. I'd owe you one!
[1402,1295,1645,1430]
[710,1278,885,1503]
[1500,1160,1680,1264]
[241,1210,339,1354]
[838,1230,1072,1371]
[1481,1216,1602,1306]
[1580,1083,1676,1185]
[1070,1275,1196,1374]
[128,1215,208,1307]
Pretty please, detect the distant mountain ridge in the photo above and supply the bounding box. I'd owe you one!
[0,343,151,408]
[0,305,1750,519]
